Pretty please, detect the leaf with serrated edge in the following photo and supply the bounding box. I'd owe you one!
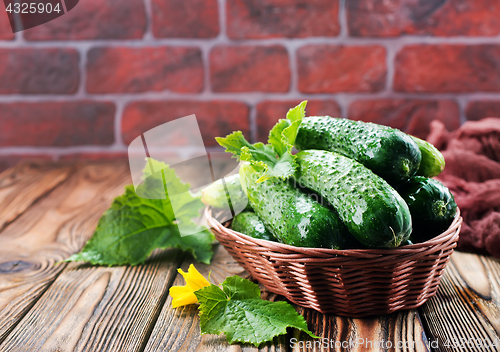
[215,131,254,159]
[216,101,307,183]
[65,161,214,266]
[286,100,307,123]
[281,100,307,150]
[266,101,307,159]
[194,276,318,346]
[268,119,290,157]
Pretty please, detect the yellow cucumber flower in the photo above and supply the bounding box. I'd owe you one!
[169,264,210,308]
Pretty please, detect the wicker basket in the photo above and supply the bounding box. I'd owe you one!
[206,207,462,317]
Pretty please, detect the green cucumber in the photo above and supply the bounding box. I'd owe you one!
[231,211,276,242]
[295,116,421,183]
[410,136,445,178]
[202,174,251,212]
[240,162,352,249]
[398,176,456,243]
[295,150,412,248]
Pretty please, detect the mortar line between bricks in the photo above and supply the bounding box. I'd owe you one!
[249,103,257,143]
[0,146,225,156]
[142,0,154,41]
[336,96,348,119]
[284,42,298,94]
[201,44,211,94]
[455,96,468,124]
[16,25,27,44]
[75,46,87,97]
[338,0,348,39]
[13,29,22,42]
[113,99,127,148]
[3,91,500,103]
[384,42,398,93]
[6,35,500,49]
[218,0,228,40]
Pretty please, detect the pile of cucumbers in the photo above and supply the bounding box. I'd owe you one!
[203,104,457,249]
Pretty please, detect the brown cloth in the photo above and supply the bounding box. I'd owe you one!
[426,118,500,259]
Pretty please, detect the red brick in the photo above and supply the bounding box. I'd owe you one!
[122,101,250,147]
[0,14,14,40]
[86,47,203,94]
[395,45,500,93]
[466,101,500,121]
[227,0,339,39]
[0,101,115,146]
[348,0,500,37]
[0,49,79,94]
[24,0,146,40]
[298,45,386,93]
[210,45,290,93]
[152,0,219,38]
[256,100,341,142]
[349,99,460,139]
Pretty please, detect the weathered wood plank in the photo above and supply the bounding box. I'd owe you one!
[0,162,74,231]
[0,162,130,343]
[419,251,500,352]
[0,249,184,352]
[290,308,430,351]
[143,244,287,352]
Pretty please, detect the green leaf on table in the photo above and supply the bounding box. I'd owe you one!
[65,160,214,266]
[194,275,318,347]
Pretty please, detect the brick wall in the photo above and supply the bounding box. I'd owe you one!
[1,0,500,171]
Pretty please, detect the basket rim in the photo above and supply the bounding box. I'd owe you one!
[205,206,462,257]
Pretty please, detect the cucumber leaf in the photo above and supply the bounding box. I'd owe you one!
[194,275,318,346]
[65,160,214,266]
[282,100,307,147]
[217,132,290,182]
[268,119,290,157]
[286,100,307,124]
[215,131,255,159]
[216,101,307,183]
[268,101,306,158]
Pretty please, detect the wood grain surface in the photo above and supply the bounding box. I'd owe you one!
[290,306,431,351]
[0,162,74,231]
[419,251,500,352]
[0,162,499,352]
[0,162,130,343]
[0,249,184,352]
[143,244,287,352]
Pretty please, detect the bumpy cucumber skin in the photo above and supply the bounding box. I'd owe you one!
[202,174,251,211]
[295,150,412,248]
[410,136,445,178]
[398,176,456,243]
[240,162,352,249]
[295,117,422,183]
[231,211,276,242]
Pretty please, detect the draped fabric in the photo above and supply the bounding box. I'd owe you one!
[427,118,500,259]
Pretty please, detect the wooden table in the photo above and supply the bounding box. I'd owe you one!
[0,161,499,352]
